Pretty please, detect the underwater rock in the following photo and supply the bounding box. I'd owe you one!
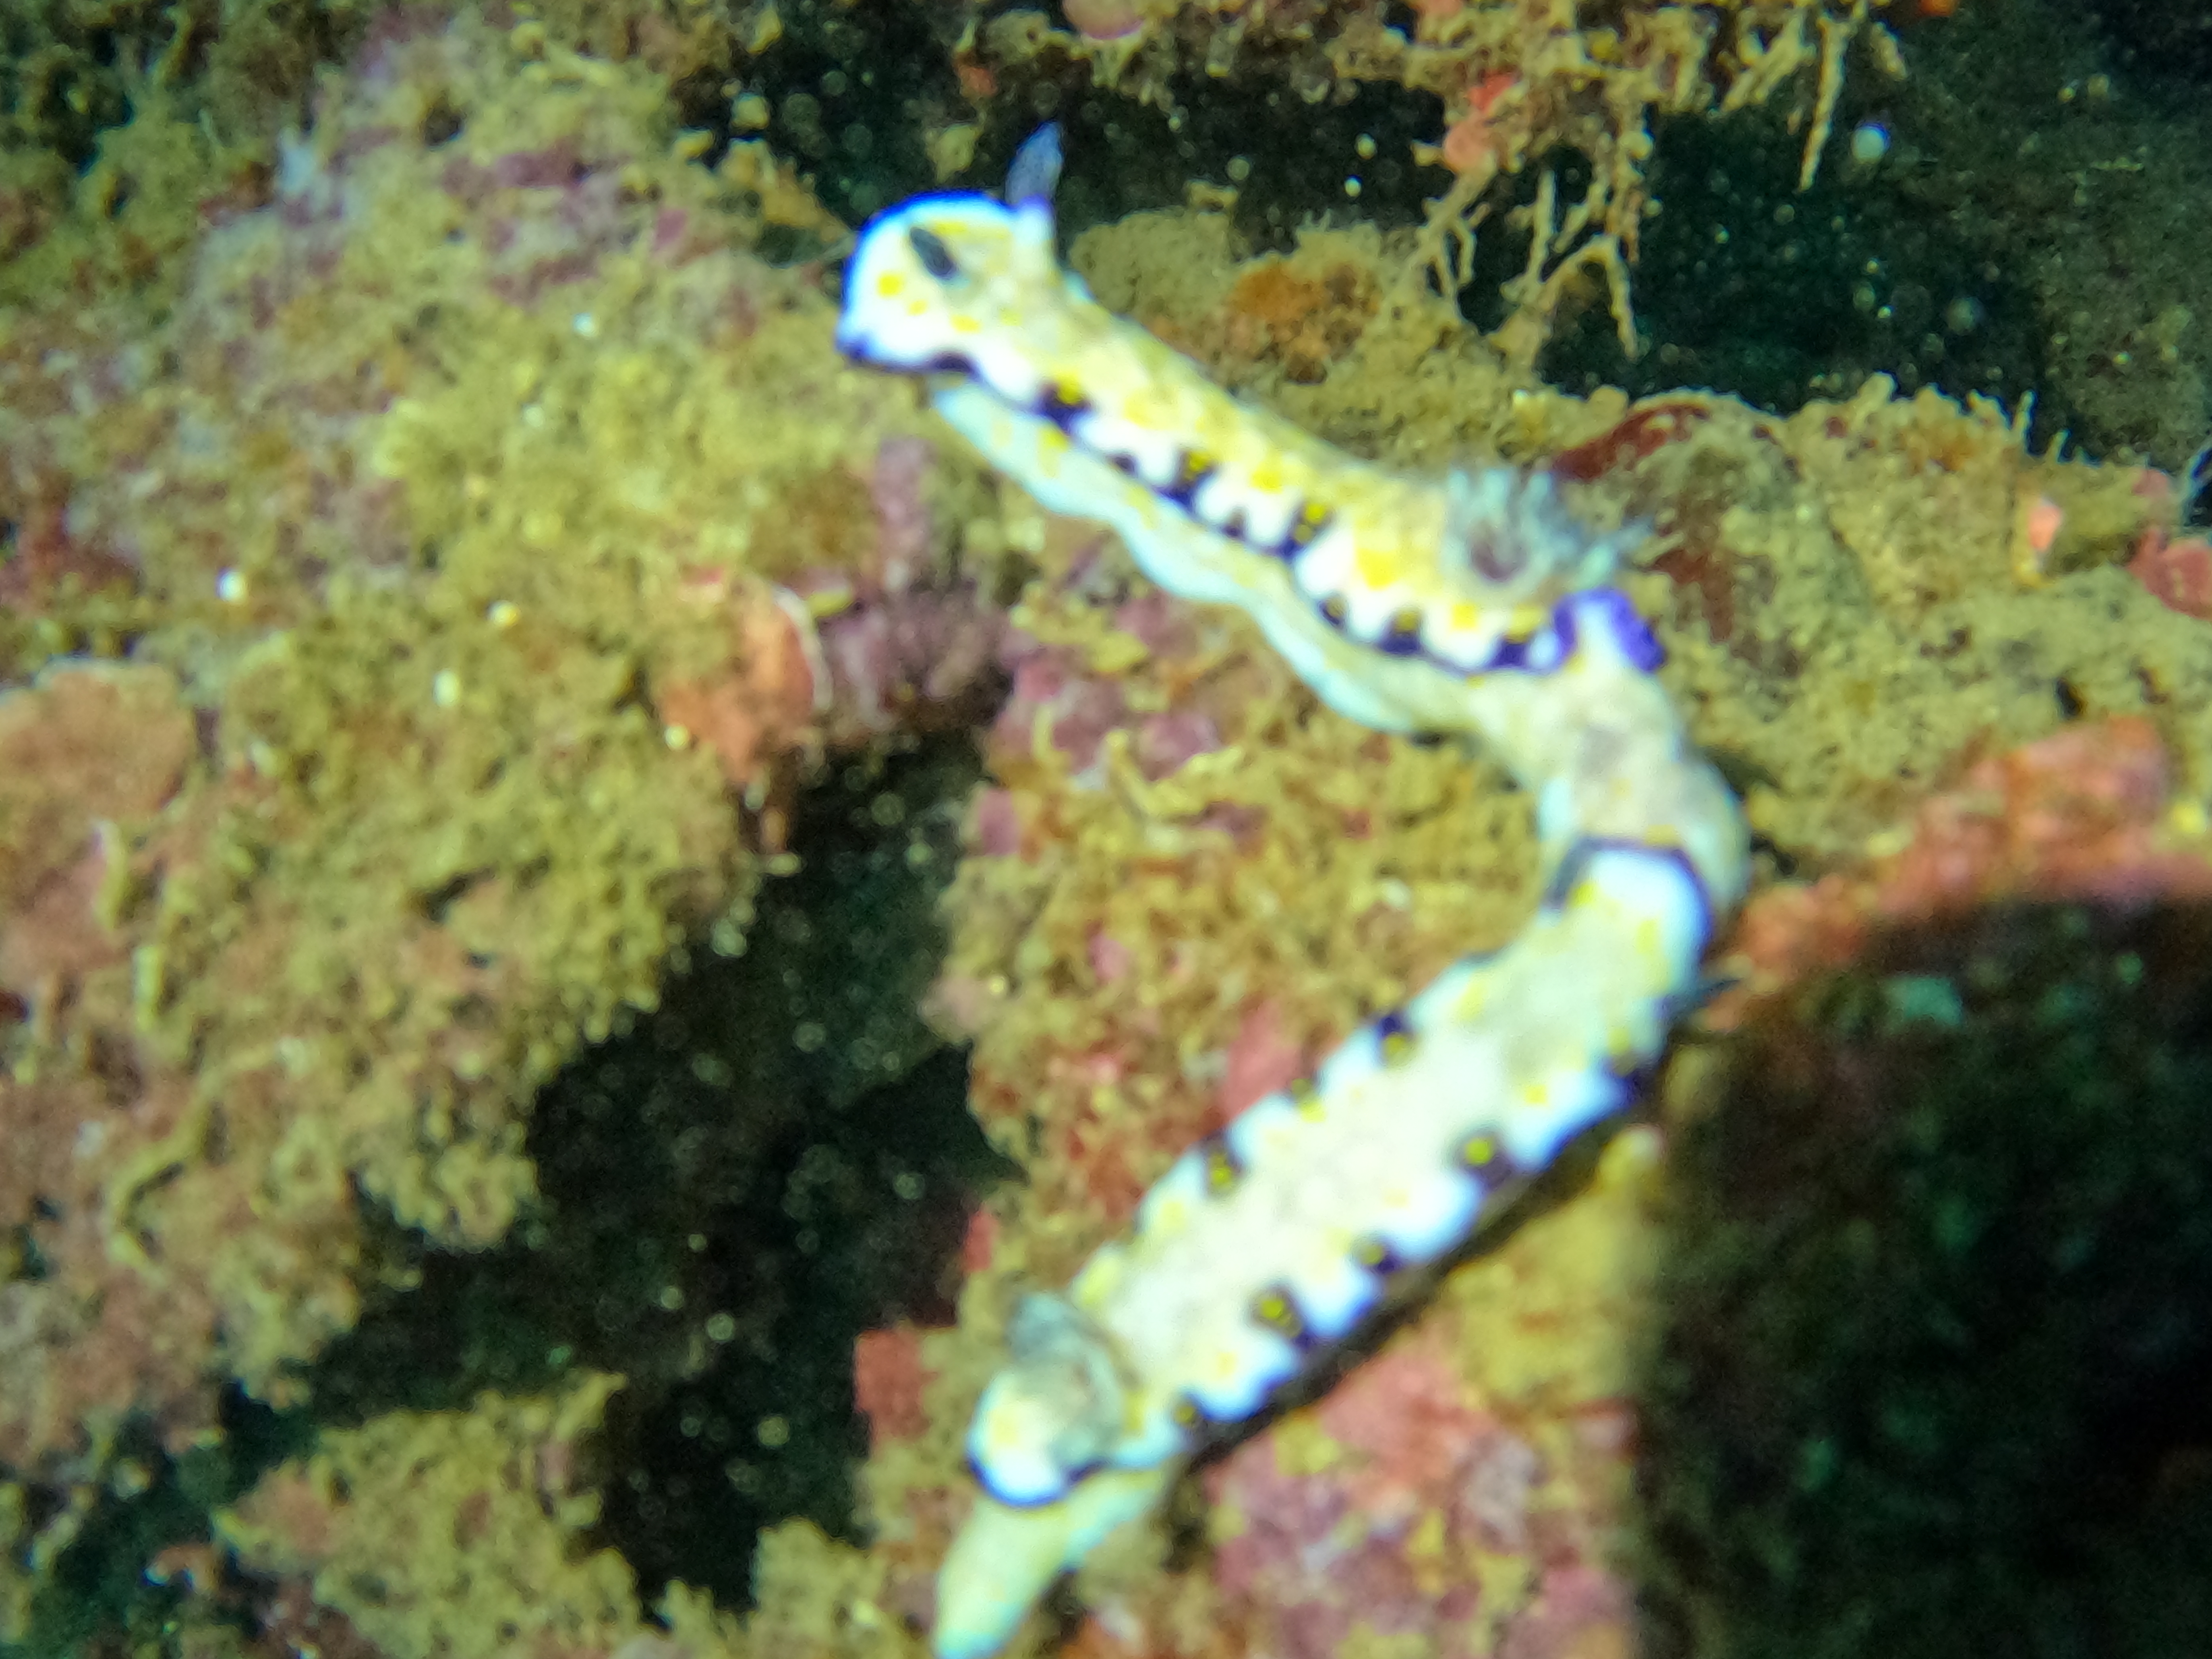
[0,8,1002,1639]
[1643,895,2212,1659]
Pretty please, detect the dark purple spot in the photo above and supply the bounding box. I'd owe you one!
[1197,1130,1244,1189]
[1372,1006,1414,1051]
[1286,505,1332,550]
[1569,586,1665,673]
[1159,452,1216,511]
[1481,599,1576,676]
[1036,382,1090,428]
[492,140,584,190]
[1350,1234,1404,1276]
[1458,1132,1522,1185]
[839,338,975,375]
[1376,614,1425,657]
[1470,533,1527,585]
[907,224,959,279]
[971,1452,1081,1508]
[1250,1283,1317,1352]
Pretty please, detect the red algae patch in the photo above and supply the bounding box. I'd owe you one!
[855,1324,937,1450]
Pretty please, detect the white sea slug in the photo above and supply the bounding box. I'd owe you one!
[838,126,1748,1659]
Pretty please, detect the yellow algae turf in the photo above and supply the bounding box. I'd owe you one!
[0,19,979,1628]
[218,1379,652,1658]
[218,1379,924,1659]
[2,7,958,1414]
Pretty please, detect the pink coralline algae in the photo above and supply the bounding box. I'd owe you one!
[1062,0,1149,43]
[2129,524,2212,620]
[853,1324,935,1452]
[1209,1347,1558,1659]
[1214,1001,1306,1120]
[0,663,194,1007]
[2113,464,2212,621]
[1723,715,2212,1019]
[987,597,1236,789]
[0,664,223,1468]
[870,435,941,596]
[814,578,1010,749]
[1179,1211,1651,1659]
[775,433,1011,745]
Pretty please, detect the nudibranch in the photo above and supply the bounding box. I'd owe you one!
[837,127,1749,1659]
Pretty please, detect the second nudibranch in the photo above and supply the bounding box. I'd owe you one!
[837,127,1749,1659]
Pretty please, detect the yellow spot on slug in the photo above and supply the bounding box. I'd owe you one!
[1125,391,1171,431]
[1295,503,1332,539]
[876,271,907,298]
[1354,544,1399,589]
